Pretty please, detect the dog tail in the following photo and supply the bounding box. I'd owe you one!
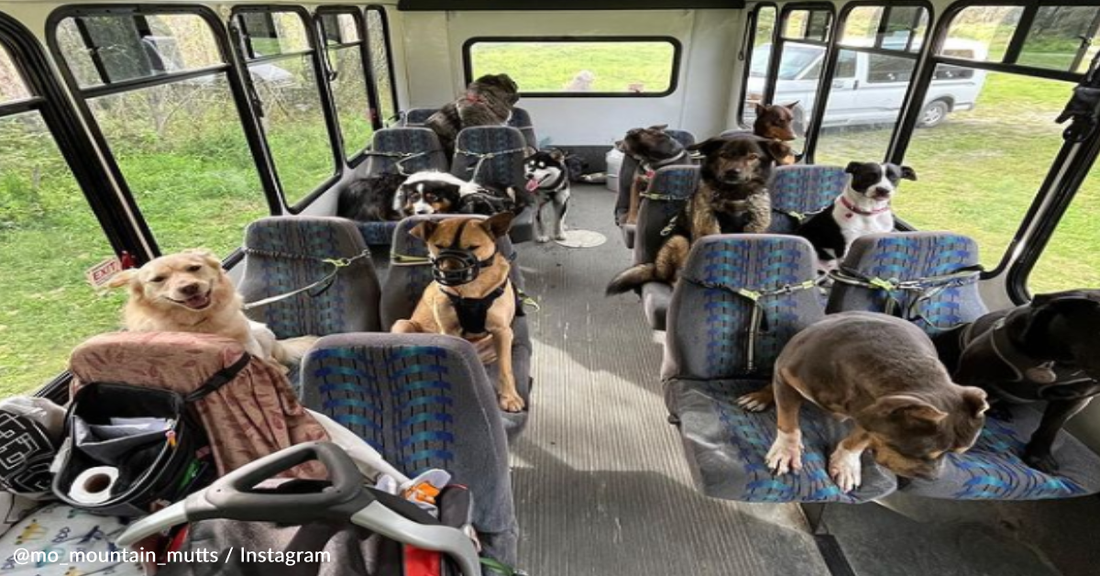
[272,335,320,365]
[606,264,657,296]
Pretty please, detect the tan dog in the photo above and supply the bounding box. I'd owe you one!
[107,249,317,366]
[739,312,988,492]
[392,214,524,412]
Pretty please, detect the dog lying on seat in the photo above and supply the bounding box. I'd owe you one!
[741,312,988,492]
[606,135,791,295]
[395,171,522,218]
[618,125,690,226]
[107,249,317,367]
[337,172,408,222]
[426,73,520,156]
[934,290,1100,473]
[392,214,524,412]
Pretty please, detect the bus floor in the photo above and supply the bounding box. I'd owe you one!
[508,184,1100,576]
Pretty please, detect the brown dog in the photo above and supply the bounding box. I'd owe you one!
[606,136,791,295]
[392,214,524,412]
[107,249,316,367]
[739,312,989,492]
[618,125,689,225]
[754,102,799,142]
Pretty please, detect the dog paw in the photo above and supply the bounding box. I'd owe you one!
[554,232,567,241]
[1024,446,1059,474]
[828,446,863,493]
[498,393,526,413]
[736,389,774,412]
[536,235,550,243]
[765,431,803,475]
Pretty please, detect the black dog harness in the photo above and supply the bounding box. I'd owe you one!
[444,282,510,336]
[429,219,522,336]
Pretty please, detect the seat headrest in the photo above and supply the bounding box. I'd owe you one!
[245,216,369,260]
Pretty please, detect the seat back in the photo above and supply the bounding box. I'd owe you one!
[633,166,700,265]
[381,215,521,331]
[364,127,449,176]
[400,107,438,126]
[450,126,528,189]
[301,332,516,563]
[508,107,538,150]
[663,235,824,380]
[240,217,382,337]
[826,232,987,334]
[767,164,848,233]
[614,129,697,225]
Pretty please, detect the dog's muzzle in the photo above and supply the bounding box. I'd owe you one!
[431,248,497,287]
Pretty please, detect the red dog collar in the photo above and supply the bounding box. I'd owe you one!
[840,195,891,217]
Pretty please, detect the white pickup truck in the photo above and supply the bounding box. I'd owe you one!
[746,39,988,129]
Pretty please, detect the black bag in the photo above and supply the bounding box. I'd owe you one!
[52,353,251,516]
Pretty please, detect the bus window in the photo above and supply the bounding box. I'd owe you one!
[366,6,397,125]
[739,5,776,126]
[944,6,1023,63]
[813,4,929,166]
[233,8,337,206]
[52,10,268,254]
[319,9,378,162]
[1028,173,1099,293]
[1018,6,1100,72]
[0,44,123,395]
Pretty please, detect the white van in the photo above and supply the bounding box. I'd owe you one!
[746,40,988,128]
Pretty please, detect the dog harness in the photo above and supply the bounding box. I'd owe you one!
[638,150,688,183]
[443,281,511,337]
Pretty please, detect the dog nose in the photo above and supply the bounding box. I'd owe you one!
[416,209,430,215]
[180,283,200,296]
[725,169,741,179]
[873,187,892,197]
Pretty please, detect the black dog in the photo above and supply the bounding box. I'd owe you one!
[395,171,520,217]
[607,136,790,295]
[934,290,1100,473]
[337,172,408,222]
[524,149,571,242]
[617,125,690,225]
[797,162,916,270]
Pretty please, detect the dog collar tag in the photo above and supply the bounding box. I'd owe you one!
[844,212,854,219]
[1025,364,1058,384]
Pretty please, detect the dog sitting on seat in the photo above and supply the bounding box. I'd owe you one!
[426,73,520,156]
[107,249,317,368]
[934,290,1100,473]
[753,102,800,142]
[740,312,988,492]
[617,125,690,226]
[393,214,524,412]
[606,135,791,295]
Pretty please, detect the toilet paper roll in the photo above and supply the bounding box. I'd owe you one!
[69,466,119,505]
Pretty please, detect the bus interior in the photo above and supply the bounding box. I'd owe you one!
[1,0,1099,574]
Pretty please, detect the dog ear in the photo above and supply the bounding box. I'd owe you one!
[687,137,727,156]
[845,161,864,175]
[754,102,767,115]
[409,221,437,242]
[549,148,566,162]
[106,269,138,290]
[900,166,918,181]
[867,395,948,426]
[783,101,800,110]
[648,124,669,132]
[960,387,989,417]
[482,212,514,238]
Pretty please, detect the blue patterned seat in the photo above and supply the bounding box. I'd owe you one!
[380,215,531,439]
[450,126,535,243]
[661,235,897,503]
[239,217,382,339]
[767,165,848,233]
[630,166,700,330]
[363,127,449,177]
[826,232,987,335]
[399,107,438,126]
[615,129,696,249]
[300,332,517,566]
[508,107,538,150]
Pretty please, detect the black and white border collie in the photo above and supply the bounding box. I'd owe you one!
[524,149,571,242]
[797,161,917,270]
[394,171,518,217]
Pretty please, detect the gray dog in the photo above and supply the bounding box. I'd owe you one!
[426,73,520,155]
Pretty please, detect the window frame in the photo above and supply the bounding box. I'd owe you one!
[230,4,344,212]
[885,1,1100,294]
[737,3,779,127]
[46,4,283,254]
[461,35,684,98]
[365,5,399,124]
[315,5,382,166]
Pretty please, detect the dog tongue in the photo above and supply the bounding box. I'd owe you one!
[185,294,210,309]
[525,179,540,192]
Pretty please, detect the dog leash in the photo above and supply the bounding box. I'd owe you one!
[363,150,429,176]
[455,146,528,183]
[241,249,371,311]
[682,276,819,373]
[828,265,982,328]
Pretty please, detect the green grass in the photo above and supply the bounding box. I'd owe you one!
[471,43,676,93]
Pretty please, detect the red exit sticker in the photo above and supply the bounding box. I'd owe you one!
[86,257,123,288]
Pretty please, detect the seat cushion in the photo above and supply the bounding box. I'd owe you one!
[357,220,400,247]
[671,378,897,502]
[899,405,1100,499]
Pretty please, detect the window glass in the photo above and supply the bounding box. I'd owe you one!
[784,9,832,42]
[54,14,221,88]
[236,9,335,204]
[467,40,678,95]
[0,58,123,394]
[741,6,777,122]
[366,8,396,124]
[1029,173,1099,293]
[841,7,882,47]
[1018,6,1100,72]
[885,6,929,52]
[893,68,1069,268]
[321,11,374,159]
[943,6,1022,63]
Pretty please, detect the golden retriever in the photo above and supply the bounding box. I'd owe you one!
[107,249,316,366]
